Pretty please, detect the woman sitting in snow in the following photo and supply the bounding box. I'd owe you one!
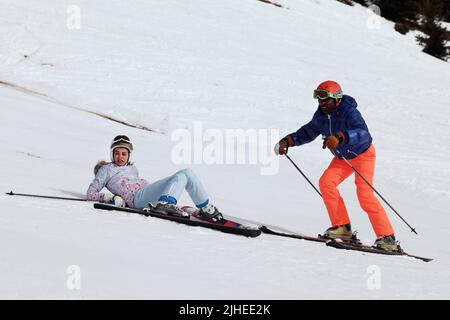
[86,135,223,221]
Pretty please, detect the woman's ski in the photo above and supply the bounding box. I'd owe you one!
[93,203,261,238]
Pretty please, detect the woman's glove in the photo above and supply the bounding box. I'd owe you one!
[102,194,126,208]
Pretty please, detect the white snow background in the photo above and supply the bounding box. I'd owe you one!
[0,0,449,299]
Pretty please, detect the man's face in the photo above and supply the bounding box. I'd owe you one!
[318,98,338,114]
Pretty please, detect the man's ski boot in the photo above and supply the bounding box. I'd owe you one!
[373,235,402,252]
[320,224,357,242]
[198,204,224,222]
[152,201,189,218]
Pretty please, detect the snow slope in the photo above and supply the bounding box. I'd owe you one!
[1,0,450,299]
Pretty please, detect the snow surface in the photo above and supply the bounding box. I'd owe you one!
[1,0,450,299]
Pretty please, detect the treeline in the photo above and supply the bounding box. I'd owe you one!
[341,0,450,61]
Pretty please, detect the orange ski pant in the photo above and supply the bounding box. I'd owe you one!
[318,145,394,237]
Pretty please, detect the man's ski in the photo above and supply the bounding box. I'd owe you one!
[93,203,261,238]
[260,226,432,262]
[326,240,433,262]
[259,225,328,243]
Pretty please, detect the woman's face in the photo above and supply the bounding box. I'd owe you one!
[113,147,129,166]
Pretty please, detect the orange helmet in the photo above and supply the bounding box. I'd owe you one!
[313,80,343,100]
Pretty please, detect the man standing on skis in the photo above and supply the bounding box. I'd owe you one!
[274,80,400,252]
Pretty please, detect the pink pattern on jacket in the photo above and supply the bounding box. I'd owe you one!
[87,162,149,208]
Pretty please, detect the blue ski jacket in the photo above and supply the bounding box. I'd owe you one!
[290,95,372,159]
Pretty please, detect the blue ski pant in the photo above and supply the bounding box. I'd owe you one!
[133,168,209,209]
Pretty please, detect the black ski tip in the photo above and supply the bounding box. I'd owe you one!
[93,202,115,210]
[246,229,262,238]
[6,191,14,195]
[420,257,434,263]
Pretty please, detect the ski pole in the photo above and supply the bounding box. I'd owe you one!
[5,191,90,202]
[334,150,418,235]
[284,154,322,198]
